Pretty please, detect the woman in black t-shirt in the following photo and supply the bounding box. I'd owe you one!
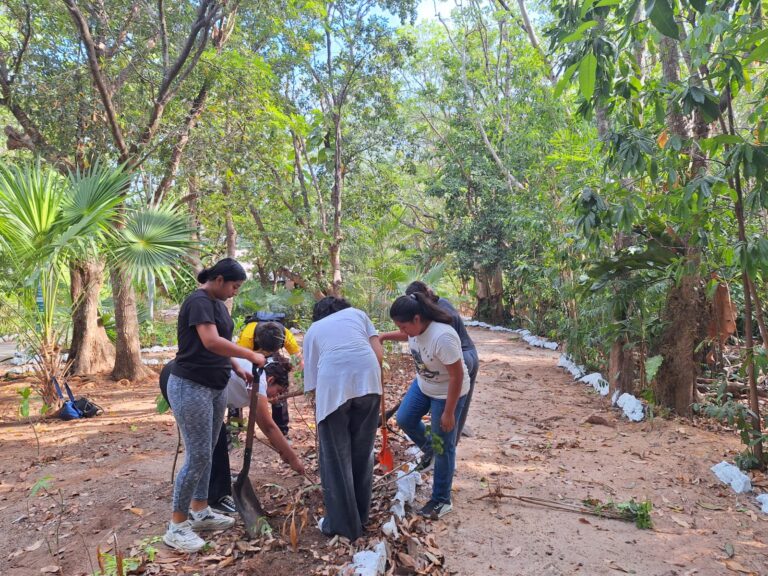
[163,258,266,553]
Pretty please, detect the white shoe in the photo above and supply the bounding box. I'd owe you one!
[189,506,236,531]
[163,520,206,552]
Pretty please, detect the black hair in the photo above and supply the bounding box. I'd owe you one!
[264,353,292,388]
[197,258,247,284]
[312,296,352,322]
[254,321,285,353]
[389,292,452,324]
[405,280,439,303]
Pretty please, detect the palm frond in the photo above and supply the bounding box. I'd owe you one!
[110,205,195,287]
[63,160,130,229]
[0,161,66,263]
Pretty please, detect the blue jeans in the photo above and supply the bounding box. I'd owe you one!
[396,380,467,504]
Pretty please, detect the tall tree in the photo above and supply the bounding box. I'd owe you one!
[0,0,239,378]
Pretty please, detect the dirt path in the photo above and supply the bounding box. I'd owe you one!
[434,329,767,576]
[1,328,767,575]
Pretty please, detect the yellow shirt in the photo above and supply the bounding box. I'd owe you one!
[237,322,300,355]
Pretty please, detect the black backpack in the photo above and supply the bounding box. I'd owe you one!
[244,310,287,324]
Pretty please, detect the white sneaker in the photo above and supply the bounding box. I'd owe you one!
[163,520,206,552]
[189,506,236,531]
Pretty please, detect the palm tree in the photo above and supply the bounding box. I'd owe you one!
[0,160,192,408]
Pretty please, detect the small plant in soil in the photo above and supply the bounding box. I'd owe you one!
[28,476,67,560]
[694,381,768,470]
[583,498,653,529]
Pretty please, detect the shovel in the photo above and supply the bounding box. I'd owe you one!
[233,367,269,538]
[378,368,394,472]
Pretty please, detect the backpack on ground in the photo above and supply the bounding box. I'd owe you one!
[53,376,103,420]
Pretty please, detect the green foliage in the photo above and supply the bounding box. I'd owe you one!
[93,536,161,576]
[139,320,176,348]
[693,381,768,470]
[155,394,170,415]
[644,355,663,383]
[583,497,653,529]
[17,386,31,418]
[109,205,194,289]
[425,424,445,456]
[29,475,53,498]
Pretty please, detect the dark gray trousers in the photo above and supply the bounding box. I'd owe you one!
[456,348,479,443]
[318,393,380,540]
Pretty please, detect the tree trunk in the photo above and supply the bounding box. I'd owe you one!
[111,267,151,381]
[330,111,344,295]
[654,275,709,416]
[608,334,635,395]
[608,233,635,394]
[660,37,688,140]
[225,210,237,258]
[652,35,708,415]
[187,175,203,271]
[474,264,505,325]
[69,259,115,374]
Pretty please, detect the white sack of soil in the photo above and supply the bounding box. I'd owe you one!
[614,392,645,421]
[557,354,586,379]
[351,541,388,576]
[756,494,768,513]
[711,461,752,494]
[381,516,399,538]
[579,372,610,396]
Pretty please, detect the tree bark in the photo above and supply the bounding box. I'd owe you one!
[69,259,115,374]
[653,36,711,416]
[654,275,709,415]
[329,111,344,295]
[607,232,635,394]
[111,267,151,381]
[474,264,505,325]
[494,0,554,81]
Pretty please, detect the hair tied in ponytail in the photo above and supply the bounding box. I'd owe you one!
[197,258,247,284]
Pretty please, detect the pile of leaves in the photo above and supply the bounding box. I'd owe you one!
[108,351,445,575]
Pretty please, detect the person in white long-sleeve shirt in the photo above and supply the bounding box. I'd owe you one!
[303,296,383,540]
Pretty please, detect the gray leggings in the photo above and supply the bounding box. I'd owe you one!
[168,374,227,514]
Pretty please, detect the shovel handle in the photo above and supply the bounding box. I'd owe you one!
[240,367,262,480]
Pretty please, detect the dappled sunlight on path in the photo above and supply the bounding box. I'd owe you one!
[431,328,766,576]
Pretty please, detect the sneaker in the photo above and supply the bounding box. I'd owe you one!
[415,453,433,473]
[211,495,237,515]
[418,500,453,520]
[163,520,206,553]
[189,506,236,531]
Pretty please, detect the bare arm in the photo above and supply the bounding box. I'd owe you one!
[254,395,305,474]
[196,323,265,366]
[440,360,464,432]
[379,330,408,342]
[370,335,384,366]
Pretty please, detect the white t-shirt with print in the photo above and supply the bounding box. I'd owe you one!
[409,321,469,399]
[226,359,267,409]
[303,307,381,423]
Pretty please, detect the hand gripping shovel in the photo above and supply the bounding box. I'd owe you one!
[233,367,269,538]
[378,367,394,472]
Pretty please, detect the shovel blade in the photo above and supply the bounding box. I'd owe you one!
[233,476,270,539]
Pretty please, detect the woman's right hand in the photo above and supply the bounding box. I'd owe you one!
[289,457,306,475]
[249,351,266,367]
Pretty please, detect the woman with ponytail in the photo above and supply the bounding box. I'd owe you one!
[381,281,479,441]
[388,292,469,520]
[164,258,266,553]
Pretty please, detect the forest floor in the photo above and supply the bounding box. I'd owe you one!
[0,328,767,576]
